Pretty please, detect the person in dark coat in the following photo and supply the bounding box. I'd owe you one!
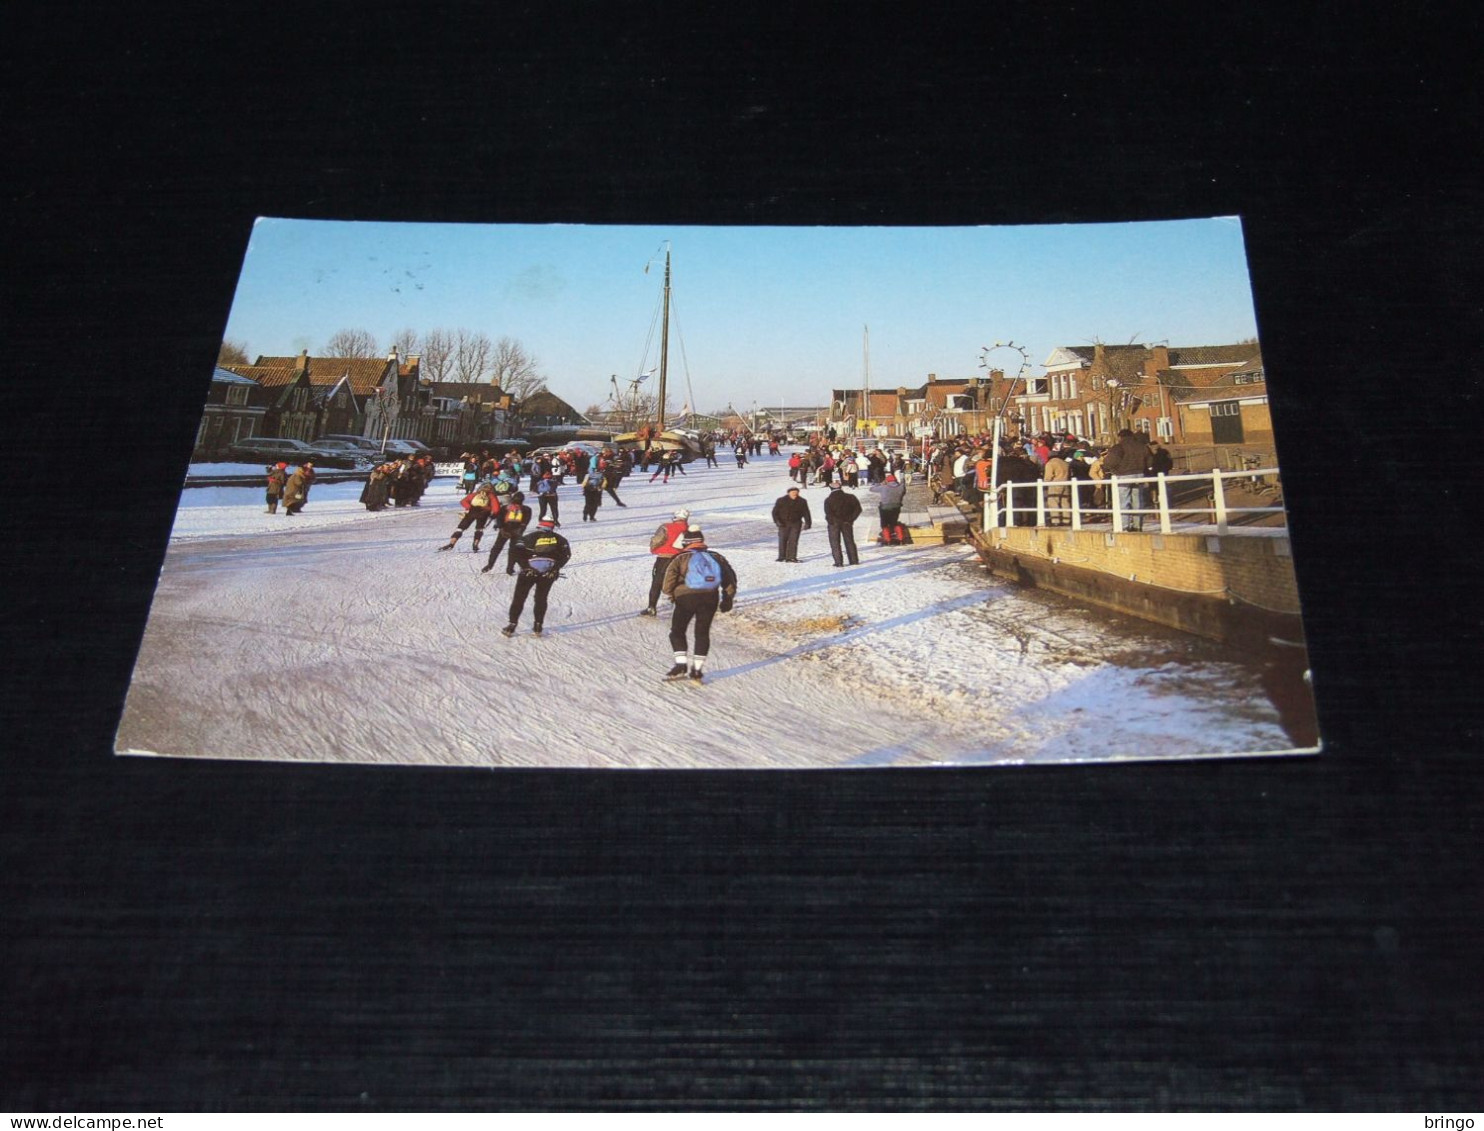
[580,464,605,521]
[823,481,862,566]
[359,460,394,511]
[771,486,812,562]
[600,449,629,507]
[1098,428,1153,531]
[994,446,1041,527]
[391,455,418,507]
[481,492,533,575]
[501,518,571,637]
[660,526,738,683]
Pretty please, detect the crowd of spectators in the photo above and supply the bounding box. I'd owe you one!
[928,430,1174,531]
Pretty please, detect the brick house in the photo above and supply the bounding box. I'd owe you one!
[1035,341,1263,444]
[1171,360,1273,455]
[833,373,1013,439]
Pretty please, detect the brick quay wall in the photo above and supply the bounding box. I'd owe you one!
[967,524,1306,650]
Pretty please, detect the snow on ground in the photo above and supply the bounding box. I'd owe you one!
[117,453,1299,769]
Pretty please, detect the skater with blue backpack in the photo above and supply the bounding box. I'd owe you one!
[659,526,738,683]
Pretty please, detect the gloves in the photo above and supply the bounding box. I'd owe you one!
[719,595,734,614]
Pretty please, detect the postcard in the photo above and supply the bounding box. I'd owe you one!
[115,218,1319,768]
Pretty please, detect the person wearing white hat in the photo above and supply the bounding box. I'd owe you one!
[640,508,692,617]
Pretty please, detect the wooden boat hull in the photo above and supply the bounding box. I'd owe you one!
[612,430,703,462]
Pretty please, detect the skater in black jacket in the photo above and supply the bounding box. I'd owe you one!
[502,518,571,637]
[481,492,533,575]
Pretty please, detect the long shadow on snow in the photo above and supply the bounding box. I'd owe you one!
[707,589,988,684]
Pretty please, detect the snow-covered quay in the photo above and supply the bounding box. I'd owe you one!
[117,453,1300,769]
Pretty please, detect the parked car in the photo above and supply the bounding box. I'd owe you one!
[225,437,316,465]
[379,438,432,459]
[531,441,606,460]
[306,439,377,467]
[468,437,534,456]
[318,434,384,455]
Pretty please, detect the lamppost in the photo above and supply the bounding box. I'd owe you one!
[979,340,1031,525]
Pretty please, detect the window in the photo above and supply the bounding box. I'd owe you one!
[226,385,249,406]
[1028,376,1049,396]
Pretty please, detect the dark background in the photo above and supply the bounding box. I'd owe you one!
[4,5,1479,1111]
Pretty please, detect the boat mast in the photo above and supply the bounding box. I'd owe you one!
[862,324,870,440]
[657,246,671,431]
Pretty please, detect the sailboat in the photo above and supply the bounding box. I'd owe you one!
[612,244,704,463]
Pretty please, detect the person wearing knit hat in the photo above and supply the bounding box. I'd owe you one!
[660,526,738,683]
[264,461,289,514]
[283,460,316,516]
[501,516,571,637]
[871,470,906,537]
[640,507,692,616]
[533,470,561,527]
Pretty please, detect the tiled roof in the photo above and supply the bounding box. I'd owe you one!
[1171,367,1268,403]
[1098,350,1150,381]
[212,366,258,385]
[220,364,299,389]
[520,389,581,417]
[253,355,395,394]
[1168,344,1261,367]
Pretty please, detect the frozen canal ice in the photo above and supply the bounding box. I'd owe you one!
[116,454,1307,769]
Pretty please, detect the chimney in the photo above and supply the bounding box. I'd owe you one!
[927,373,937,385]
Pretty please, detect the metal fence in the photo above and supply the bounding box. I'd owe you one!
[985,466,1285,535]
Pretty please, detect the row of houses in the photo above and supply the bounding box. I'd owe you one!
[195,349,588,458]
[831,341,1271,452]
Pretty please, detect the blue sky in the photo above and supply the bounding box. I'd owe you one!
[222,217,1259,414]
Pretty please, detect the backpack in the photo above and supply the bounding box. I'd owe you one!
[683,550,721,591]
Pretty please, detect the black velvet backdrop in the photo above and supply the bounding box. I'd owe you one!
[4,5,1479,1111]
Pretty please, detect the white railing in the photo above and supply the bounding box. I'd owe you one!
[983,467,1284,536]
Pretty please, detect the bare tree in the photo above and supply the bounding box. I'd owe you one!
[420,328,455,384]
[218,339,250,366]
[390,327,420,360]
[452,329,495,383]
[324,328,380,358]
[490,335,546,400]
